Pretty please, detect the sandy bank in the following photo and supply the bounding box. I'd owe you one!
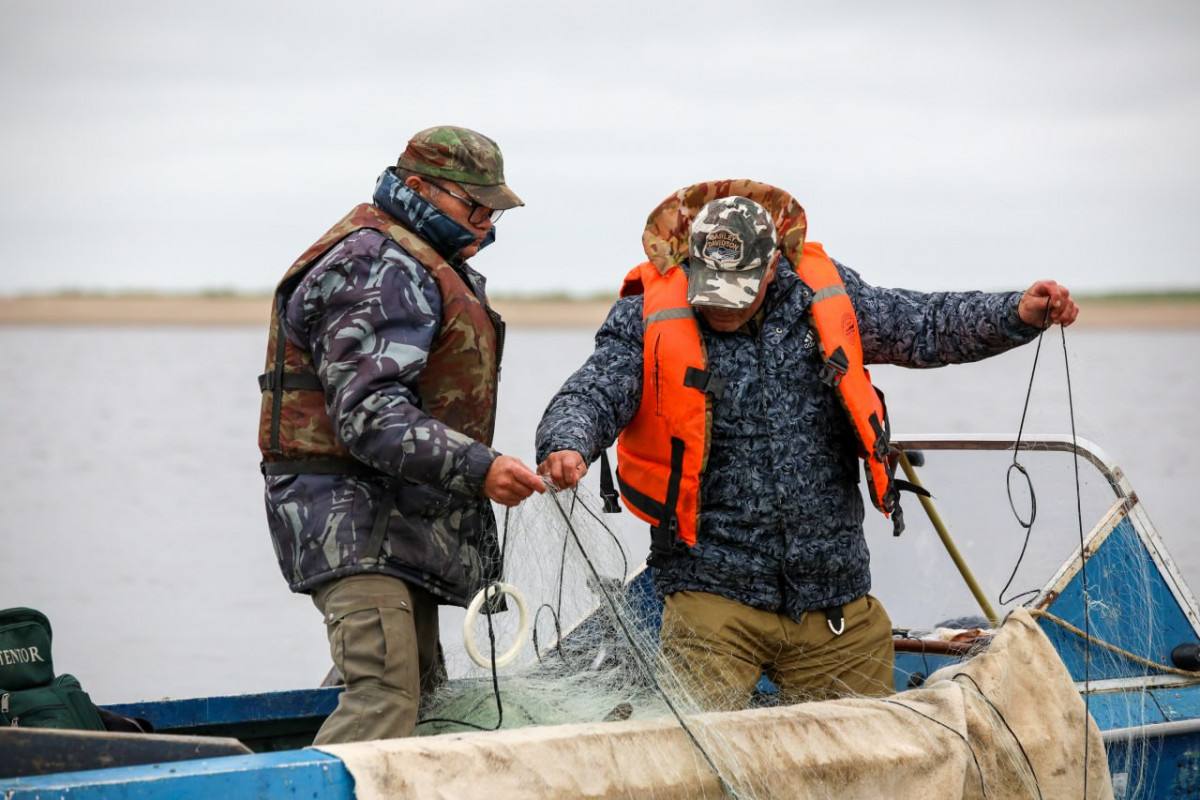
[0,295,1197,329]
[0,296,617,328]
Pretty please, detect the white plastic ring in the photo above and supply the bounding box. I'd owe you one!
[462,582,529,669]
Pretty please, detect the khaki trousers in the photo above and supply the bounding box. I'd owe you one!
[310,574,445,745]
[660,591,894,711]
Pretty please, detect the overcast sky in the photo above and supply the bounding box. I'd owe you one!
[2,1,1198,296]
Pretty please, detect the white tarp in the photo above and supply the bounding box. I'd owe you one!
[317,609,1112,799]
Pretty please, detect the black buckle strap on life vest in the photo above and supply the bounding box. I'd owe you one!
[267,313,289,453]
[824,605,845,636]
[818,346,850,387]
[598,449,622,514]
[617,471,666,521]
[889,479,931,538]
[894,479,932,500]
[661,437,686,534]
[890,501,906,537]
[647,519,681,569]
[257,371,324,392]
[868,412,889,461]
[683,367,726,398]
[615,439,687,540]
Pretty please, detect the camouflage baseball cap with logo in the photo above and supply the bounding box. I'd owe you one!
[687,196,778,308]
[397,125,524,210]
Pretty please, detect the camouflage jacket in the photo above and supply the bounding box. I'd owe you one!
[263,169,503,605]
[536,258,1041,619]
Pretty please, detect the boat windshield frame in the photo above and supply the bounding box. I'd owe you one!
[894,433,1200,656]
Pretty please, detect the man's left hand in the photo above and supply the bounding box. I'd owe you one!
[1018,280,1079,328]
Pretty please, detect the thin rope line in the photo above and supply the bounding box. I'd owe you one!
[879,698,989,799]
[954,673,1044,800]
[1061,322,1091,799]
[998,305,1050,605]
[545,489,741,799]
[1000,303,1096,797]
[1030,609,1200,679]
[416,508,510,732]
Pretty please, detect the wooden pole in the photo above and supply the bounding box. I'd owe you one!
[897,451,1000,626]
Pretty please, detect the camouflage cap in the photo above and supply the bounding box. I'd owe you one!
[397,125,524,210]
[687,196,778,308]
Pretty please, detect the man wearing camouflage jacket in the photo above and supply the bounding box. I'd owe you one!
[258,126,543,744]
[536,182,1078,709]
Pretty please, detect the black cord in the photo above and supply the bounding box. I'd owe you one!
[553,526,571,640]
[415,509,511,732]
[532,602,565,665]
[879,698,988,799]
[416,584,505,732]
[571,487,630,579]
[999,304,1050,606]
[997,304,1092,796]
[1061,322,1091,799]
[420,489,634,730]
[953,672,1044,800]
[545,490,741,800]
[534,489,630,666]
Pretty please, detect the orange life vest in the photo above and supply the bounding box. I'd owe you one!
[615,241,904,547]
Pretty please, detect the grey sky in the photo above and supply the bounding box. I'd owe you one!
[1,1,1198,296]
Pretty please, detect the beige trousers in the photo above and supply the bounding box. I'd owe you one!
[310,573,445,745]
[660,591,894,711]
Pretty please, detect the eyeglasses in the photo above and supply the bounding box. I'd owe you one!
[430,181,505,225]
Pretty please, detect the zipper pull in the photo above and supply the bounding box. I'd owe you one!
[1,692,14,726]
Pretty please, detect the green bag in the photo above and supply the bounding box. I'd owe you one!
[0,673,106,730]
[0,607,105,731]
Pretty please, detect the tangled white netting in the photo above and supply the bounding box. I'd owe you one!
[400,473,1101,797]
[419,486,679,729]
[387,432,1198,800]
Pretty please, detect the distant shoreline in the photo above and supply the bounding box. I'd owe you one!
[0,294,1198,328]
[0,295,619,328]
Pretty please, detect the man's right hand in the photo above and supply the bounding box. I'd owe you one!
[537,450,587,490]
[483,455,545,506]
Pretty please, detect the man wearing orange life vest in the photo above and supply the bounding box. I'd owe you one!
[535,182,1078,708]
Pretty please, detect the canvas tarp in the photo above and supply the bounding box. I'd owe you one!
[315,609,1113,799]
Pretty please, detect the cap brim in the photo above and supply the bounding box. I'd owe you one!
[460,181,524,211]
[687,260,767,309]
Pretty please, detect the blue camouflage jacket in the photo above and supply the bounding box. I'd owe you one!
[264,170,501,604]
[536,258,1040,618]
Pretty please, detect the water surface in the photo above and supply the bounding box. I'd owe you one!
[1,326,1195,702]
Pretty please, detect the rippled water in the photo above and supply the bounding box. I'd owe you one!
[1,325,1196,702]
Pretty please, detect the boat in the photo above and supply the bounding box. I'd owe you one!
[2,434,1197,799]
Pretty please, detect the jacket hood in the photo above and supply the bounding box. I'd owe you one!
[642,179,808,276]
[372,168,493,262]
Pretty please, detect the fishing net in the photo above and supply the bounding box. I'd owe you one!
[328,328,1192,799]
[323,602,1109,799]
[865,441,1192,800]
[418,487,677,732]
[319,311,1200,800]
[381,477,1120,799]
